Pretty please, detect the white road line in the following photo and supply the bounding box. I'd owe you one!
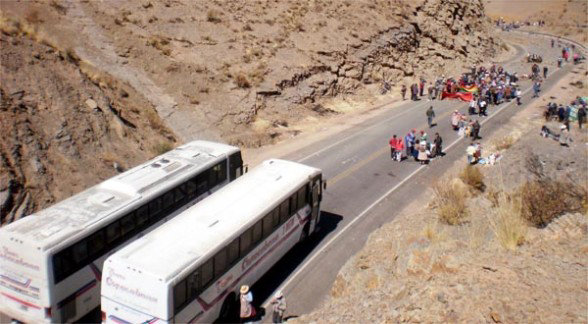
[262,67,562,308]
[298,100,430,162]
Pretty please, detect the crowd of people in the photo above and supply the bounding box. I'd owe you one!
[389,129,443,165]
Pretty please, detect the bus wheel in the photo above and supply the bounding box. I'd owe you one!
[218,292,238,323]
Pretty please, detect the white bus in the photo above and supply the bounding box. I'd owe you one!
[101,159,325,323]
[0,141,244,323]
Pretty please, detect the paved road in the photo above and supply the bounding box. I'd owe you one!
[249,36,578,320]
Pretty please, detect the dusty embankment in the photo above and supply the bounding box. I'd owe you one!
[295,63,588,323]
[0,27,175,224]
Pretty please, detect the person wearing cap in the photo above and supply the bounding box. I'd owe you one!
[270,290,287,323]
[240,285,255,322]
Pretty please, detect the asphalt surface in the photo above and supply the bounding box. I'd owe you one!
[249,36,579,320]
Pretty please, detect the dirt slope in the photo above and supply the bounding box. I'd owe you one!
[0,29,175,224]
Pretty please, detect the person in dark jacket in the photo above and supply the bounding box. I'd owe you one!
[433,133,443,157]
[578,106,586,129]
[471,120,481,140]
[426,106,436,128]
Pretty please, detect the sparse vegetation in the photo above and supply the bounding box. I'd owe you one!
[433,179,469,225]
[492,134,516,150]
[459,165,485,192]
[235,73,251,88]
[207,9,222,23]
[488,194,526,250]
[518,178,587,228]
[153,142,174,155]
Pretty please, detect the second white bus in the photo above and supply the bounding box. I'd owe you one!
[0,141,244,323]
[101,159,325,323]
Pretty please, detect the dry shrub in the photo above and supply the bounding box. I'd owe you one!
[488,195,526,250]
[25,9,42,24]
[235,73,251,88]
[518,179,587,228]
[493,135,516,151]
[433,179,469,225]
[152,142,173,155]
[459,165,485,192]
[206,9,221,23]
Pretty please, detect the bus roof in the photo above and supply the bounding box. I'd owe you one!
[107,159,321,282]
[0,141,239,252]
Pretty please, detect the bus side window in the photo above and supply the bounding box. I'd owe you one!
[173,280,187,312]
[105,221,121,244]
[72,241,87,264]
[196,173,208,196]
[207,166,216,188]
[240,228,253,256]
[227,238,240,265]
[217,162,227,183]
[149,199,162,221]
[271,207,280,229]
[186,270,200,301]
[262,213,273,238]
[279,200,289,224]
[200,259,214,289]
[174,186,186,204]
[120,212,136,236]
[185,178,197,199]
[87,230,105,259]
[136,205,149,227]
[162,191,175,211]
[297,186,307,208]
[289,195,298,215]
[53,251,74,282]
[252,220,263,245]
[214,249,228,278]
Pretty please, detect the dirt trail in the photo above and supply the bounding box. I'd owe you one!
[66,1,209,142]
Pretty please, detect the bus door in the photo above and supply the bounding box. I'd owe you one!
[309,179,320,233]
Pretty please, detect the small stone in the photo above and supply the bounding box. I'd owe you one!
[85,98,98,110]
[490,311,502,323]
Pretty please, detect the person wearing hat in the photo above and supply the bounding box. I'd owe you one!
[240,285,255,322]
[270,290,287,323]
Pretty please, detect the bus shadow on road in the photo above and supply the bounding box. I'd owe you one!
[249,210,343,313]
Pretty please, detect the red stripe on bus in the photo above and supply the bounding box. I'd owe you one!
[1,292,41,309]
[190,216,308,321]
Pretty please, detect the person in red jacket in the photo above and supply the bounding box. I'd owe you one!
[389,135,399,159]
[394,137,404,161]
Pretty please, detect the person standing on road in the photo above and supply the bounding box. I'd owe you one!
[472,120,481,140]
[240,285,256,323]
[551,39,554,48]
[401,84,407,100]
[404,132,414,158]
[270,290,287,323]
[433,132,443,157]
[532,81,541,98]
[515,87,522,105]
[543,66,548,78]
[389,135,399,159]
[426,106,436,128]
[577,106,586,129]
[557,57,563,68]
[419,78,426,97]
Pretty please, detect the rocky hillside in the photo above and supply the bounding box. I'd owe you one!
[0,29,175,224]
[2,0,502,147]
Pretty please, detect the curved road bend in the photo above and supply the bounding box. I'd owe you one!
[248,39,577,319]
